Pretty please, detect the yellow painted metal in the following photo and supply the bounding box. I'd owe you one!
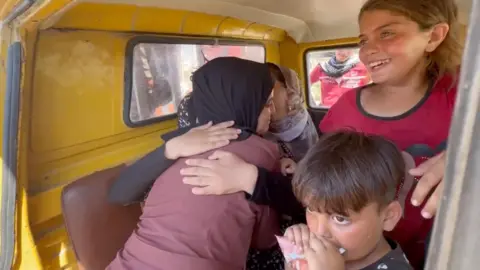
[37,2,287,42]
[0,0,21,20]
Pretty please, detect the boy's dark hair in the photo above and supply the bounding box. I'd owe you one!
[292,131,405,216]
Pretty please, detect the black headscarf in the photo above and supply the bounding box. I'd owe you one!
[163,57,273,141]
[109,58,273,204]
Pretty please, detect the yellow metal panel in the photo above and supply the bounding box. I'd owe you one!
[263,28,286,41]
[217,17,250,38]
[279,36,300,73]
[264,41,280,63]
[35,225,76,269]
[46,3,286,41]
[0,0,21,20]
[181,12,225,36]
[298,37,360,52]
[244,23,275,40]
[15,0,72,32]
[134,7,188,33]
[12,189,44,269]
[51,3,139,31]
[31,30,125,152]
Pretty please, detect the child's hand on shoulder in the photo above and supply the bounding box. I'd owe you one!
[305,232,345,270]
[280,158,297,176]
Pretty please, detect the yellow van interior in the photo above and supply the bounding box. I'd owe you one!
[0,0,473,269]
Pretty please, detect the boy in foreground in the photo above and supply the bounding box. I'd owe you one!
[284,131,413,270]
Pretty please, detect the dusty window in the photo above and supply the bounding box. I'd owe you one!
[127,42,265,125]
[306,47,371,108]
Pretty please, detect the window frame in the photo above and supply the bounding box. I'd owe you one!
[124,35,266,128]
[302,43,363,110]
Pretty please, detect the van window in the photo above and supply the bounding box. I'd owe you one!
[305,47,370,108]
[126,41,265,126]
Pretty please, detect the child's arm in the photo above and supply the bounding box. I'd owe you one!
[108,121,239,205]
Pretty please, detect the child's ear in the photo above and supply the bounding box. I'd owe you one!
[425,22,450,53]
[382,201,402,232]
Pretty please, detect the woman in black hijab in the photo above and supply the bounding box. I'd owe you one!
[108,57,277,204]
[108,57,282,270]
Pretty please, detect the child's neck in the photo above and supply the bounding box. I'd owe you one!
[345,237,392,270]
[361,69,430,118]
[377,67,429,96]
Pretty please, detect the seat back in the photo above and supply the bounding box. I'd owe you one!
[61,164,142,270]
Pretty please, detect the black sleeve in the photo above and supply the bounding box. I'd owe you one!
[108,145,176,205]
[247,167,304,218]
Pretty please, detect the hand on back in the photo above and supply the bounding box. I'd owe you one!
[410,151,446,219]
[165,121,240,159]
[180,150,258,195]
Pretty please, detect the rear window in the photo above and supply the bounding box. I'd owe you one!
[305,47,370,108]
[125,39,265,126]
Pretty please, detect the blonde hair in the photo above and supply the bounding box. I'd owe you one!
[359,0,462,78]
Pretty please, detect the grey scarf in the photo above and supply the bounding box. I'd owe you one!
[269,66,319,161]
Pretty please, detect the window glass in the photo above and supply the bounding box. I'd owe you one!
[128,43,265,124]
[306,47,371,108]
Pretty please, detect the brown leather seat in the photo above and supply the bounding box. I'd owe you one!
[61,164,142,270]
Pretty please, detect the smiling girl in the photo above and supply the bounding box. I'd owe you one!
[319,0,462,268]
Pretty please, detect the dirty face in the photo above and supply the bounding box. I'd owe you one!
[306,202,401,262]
[358,10,432,85]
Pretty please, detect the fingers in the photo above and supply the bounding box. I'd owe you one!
[292,226,303,247]
[210,128,241,137]
[299,226,310,251]
[182,176,209,186]
[420,181,444,219]
[307,232,325,252]
[208,150,234,160]
[285,225,310,252]
[285,165,296,174]
[184,158,216,168]
[207,132,239,142]
[280,165,295,175]
[411,157,445,207]
[318,236,337,251]
[191,186,218,195]
[208,121,235,131]
[409,152,444,176]
[191,121,213,130]
[182,176,221,195]
[180,166,215,177]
